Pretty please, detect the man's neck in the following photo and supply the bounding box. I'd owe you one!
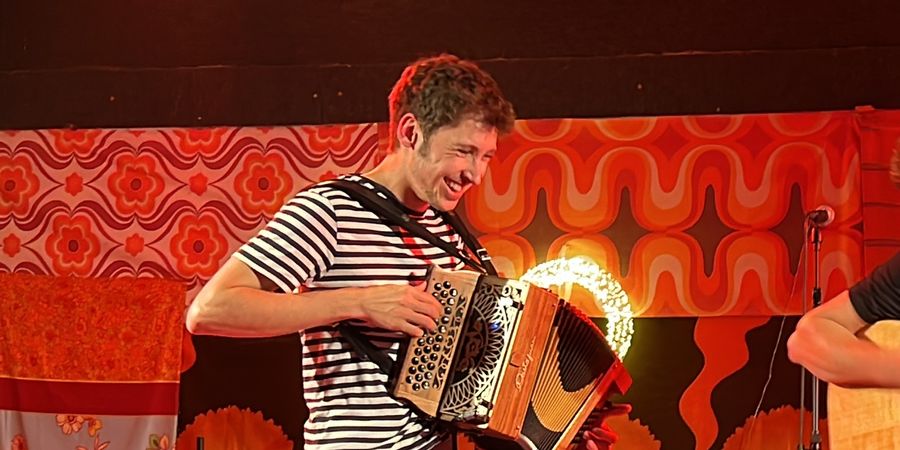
[363,152,429,213]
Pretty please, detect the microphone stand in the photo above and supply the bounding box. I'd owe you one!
[797,217,824,450]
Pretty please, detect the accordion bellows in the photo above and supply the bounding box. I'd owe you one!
[390,266,632,450]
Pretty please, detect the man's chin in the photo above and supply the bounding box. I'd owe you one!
[432,198,460,212]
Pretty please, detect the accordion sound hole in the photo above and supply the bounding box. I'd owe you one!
[440,279,521,421]
[454,313,489,376]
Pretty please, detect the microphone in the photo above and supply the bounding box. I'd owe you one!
[807,205,835,227]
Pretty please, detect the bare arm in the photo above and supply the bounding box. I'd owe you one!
[787,290,900,388]
[186,256,442,338]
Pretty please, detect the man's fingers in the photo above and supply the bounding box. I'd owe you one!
[410,287,443,319]
[402,310,438,333]
[596,402,632,420]
[588,426,618,442]
[401,322,425,337]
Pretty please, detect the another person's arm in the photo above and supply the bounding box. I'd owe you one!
[787,253,900,388]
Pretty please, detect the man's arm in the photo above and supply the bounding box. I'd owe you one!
[186,256,442,338]
[787,290,900,388]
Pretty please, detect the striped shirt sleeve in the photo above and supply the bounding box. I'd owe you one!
[235,188,338,294]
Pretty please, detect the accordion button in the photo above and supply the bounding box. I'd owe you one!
[413,383,420,391]
[418,364,427,372]
[435,335,443,342]
[432,344,441,352]
[406,376,413,383]
[433,283,442,291]
[449,289,457,296]
[443,281,451,289]
[441,316,450,324]
[427,363,436,371]
[441,290,449,298]
[417,338,425,345]
[447,298,455,305]
[444,307,452,315]
[438,326,447,333]
[423,346,431,354]
[430,353,439,361]
[414,347,423,356]
[422,381,430,389]
[415,373,423,381]
[426,336,434,344]
[411,356,419,365]
[408,367,416,374]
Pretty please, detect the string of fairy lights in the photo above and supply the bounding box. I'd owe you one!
[521,257,634,358]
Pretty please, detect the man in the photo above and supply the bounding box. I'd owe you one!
[187,54,623,449]
[787,145,900,388]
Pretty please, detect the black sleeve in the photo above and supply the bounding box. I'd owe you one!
[849,252,900,323]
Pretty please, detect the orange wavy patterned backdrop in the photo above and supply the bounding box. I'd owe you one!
[0,113,873,318]
[475,114,863,317]
[3,110,900,450]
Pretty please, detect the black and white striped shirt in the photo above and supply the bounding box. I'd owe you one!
[236,175,464,449]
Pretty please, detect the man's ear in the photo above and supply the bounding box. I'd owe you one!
[396,113,421,151]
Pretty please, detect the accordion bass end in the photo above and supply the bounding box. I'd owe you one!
[391,266,633,450]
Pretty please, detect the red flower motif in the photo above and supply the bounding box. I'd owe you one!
[66,172,84,196]
[3,233,21,257]
[234,152,293,216]
[189,173,208,196]
[125,233,144,256]
[46,214,101,276]
[302,124,358,152]
[0,155,40,216]
[173,128,227,156]
[171,214,229,278]
[49,129,102,156]
[75,435,109,450]
[11,434,27,450]
[107,154,165,216]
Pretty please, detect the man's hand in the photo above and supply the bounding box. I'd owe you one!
[582,403,632,450]
[355,282,443,336]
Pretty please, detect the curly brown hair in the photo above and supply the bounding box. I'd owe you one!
[387,54,515,151]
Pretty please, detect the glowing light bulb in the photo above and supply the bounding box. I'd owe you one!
[521,257,634,358]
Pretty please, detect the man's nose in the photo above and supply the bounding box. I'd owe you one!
[464,160,487,186]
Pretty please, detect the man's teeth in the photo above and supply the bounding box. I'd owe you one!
[447,179,462,192]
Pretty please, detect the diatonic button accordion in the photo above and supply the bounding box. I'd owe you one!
[390,266,632,450]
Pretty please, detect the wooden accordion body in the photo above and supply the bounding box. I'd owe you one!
[390,266,632,450]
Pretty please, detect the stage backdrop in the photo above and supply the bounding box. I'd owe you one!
[2,108,899,450]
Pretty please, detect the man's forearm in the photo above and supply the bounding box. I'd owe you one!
[186,286,359,338]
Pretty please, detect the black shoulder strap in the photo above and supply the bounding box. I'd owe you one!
[440,211,498,277]
[322,179,496,275]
